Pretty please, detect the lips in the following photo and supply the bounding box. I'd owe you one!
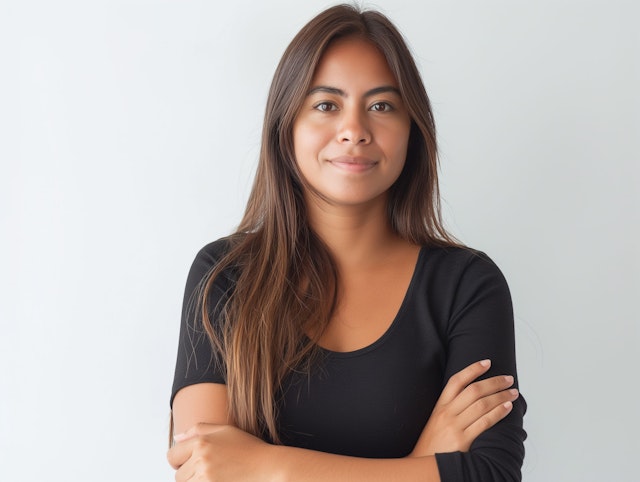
[327,155,378,173]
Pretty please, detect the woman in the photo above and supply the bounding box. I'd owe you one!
[168,4,526,481]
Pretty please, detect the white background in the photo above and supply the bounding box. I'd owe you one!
[1,1,638,481]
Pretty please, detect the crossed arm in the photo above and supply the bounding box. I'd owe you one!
[167,360,519,482]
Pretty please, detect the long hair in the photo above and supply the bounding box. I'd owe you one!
[197,4,457,443]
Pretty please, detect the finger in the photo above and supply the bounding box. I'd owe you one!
[174,422,223,444]
[438,360,492,405]
[449,375,516,414]
[174,455,197,482]
[167,439,194,470]
[458,388,519,429]
[463,397,517,442]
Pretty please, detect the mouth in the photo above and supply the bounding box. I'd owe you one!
[327,156,378,173]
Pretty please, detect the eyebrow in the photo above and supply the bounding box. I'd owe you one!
[307,85,401,98]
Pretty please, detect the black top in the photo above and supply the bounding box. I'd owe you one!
[171,238,527,481]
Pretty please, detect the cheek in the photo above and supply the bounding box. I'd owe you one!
[292,123,309,158]
[397,122,411,162]
[381,124,410,162]
[292,124,318,186]
[384,124,411,182]
[293,122,329,164]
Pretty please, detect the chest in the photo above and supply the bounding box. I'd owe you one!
[276,305,446,458]
[317,252,419,353]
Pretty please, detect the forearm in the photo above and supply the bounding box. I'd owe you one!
[272,444,441,482]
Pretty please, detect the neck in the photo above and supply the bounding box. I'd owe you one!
[304,193,403,270]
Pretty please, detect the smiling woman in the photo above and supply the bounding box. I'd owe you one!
[168,4,526,481]
[294,37,411,210]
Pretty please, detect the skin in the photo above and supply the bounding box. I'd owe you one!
[293,36,411,212]
[293,37,418,351]
[168,37,519,481]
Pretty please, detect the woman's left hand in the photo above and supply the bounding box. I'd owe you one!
[167,423,278,481]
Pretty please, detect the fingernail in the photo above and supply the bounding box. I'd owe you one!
[480,359,491,367]
[504,375,514,384]
[509,388,519,397]
[503,401,513,410]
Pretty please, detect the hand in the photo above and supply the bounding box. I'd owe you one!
[410,359,519,457]
[167,423,278,481]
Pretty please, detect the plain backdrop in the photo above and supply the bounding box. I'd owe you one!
[1,1,638,481]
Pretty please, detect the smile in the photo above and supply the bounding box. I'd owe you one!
[327,156,378,173]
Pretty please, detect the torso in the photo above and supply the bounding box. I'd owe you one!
[317,243,421,352]
[173,238,524,459]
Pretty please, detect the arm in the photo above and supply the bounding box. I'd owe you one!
[171,383,231,436]
[168,360,517,481]
[170,386,441,482]
[410,360,519,457]
[430,251,527,481]
[270,444,441,482]
[171,430,440,482]
[169,245,524,480]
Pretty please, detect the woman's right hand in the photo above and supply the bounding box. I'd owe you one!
[409,359,519,457]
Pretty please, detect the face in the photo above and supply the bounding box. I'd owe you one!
[292,37,411,209]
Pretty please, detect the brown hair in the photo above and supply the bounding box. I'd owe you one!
[196,3,457,444]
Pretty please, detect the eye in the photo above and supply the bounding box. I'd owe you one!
[370,102,394,112]
[314,102,338,112]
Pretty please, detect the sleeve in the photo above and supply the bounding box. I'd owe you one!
[170,242,231,408]
[434,251,527,482]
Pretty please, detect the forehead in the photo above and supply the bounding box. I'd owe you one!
[310,36,399,89]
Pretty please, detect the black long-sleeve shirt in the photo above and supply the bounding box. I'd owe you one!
[172,238,527,481]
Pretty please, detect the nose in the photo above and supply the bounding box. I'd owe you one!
[337,108,371,145]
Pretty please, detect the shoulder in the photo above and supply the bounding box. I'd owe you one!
[420,245,506,284]
[192,236,235,269]
[414,245,511,314]
[184,235,239,297]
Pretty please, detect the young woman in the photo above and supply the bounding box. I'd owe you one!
[168,5,526,481]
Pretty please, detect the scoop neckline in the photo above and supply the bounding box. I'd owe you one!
[315,246,427,359]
